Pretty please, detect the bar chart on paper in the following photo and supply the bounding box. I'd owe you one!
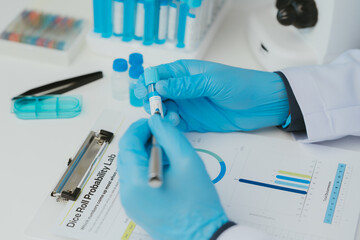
[232,150,316,219]
[187,132,360,240]
[51,110,360,240]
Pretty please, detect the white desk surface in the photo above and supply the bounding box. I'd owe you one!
[1,1,359,239]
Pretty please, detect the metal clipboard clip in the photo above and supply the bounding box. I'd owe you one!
[51,129,114,202]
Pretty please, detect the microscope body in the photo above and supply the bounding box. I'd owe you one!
[248,0,360,70]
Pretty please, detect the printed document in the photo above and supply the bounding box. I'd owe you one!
[52,110,360,240]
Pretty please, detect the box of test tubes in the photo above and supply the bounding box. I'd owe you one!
[87,0,232,64]
[0,10,89,65]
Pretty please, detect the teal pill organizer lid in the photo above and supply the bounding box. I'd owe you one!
[12,95,82,119]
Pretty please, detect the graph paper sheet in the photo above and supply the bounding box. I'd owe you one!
[52,109,360,240]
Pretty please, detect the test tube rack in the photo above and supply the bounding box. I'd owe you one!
[0,9,89,65]
[87,0,232,64]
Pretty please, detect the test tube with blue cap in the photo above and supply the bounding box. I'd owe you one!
[185,0,203,50]
[144,67,164,187]
[122,0,137,41]
[93,0,112,37]
[111,58,129,101]
[113,0,124,36]
[93,0,104,33]
[102,0,113,38]
[175,2,188,48]
[135,0,145,40]
[143,0,157,45]
[129,66,144,107]
[145,67,163,117]
[129,52,144,66]
[128,53,144,106]
[167,0,179,42]
[90,0,227,50]
[157,0,169,44]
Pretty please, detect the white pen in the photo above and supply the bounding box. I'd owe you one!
[144,67,164,188]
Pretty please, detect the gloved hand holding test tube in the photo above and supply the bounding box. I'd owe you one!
[144,67,164,188]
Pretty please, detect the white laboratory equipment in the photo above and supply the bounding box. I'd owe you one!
[88,0,232,64]
[247,0,360,70]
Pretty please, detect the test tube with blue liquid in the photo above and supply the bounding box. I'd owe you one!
[129,53,144,107]
[129,66,144,107]
[93,0,113,38]
[143,0,157,45]
[122,0,137,41]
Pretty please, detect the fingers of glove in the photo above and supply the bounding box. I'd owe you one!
[135,76,147,100]
[155,59,212,80]
[117,119,151,183]
[155,59,214,79]
[148,115,199,169]
[159,101,189,131]
[143,99,183,128]
[154,61,189,80]
[156,74,211,99]
[173,59,230,75]
[138,59,208,99]
[162,100,191,132]
[163,100,181,127]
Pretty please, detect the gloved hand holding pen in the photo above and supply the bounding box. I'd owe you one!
[135,60,289,132]
[117,115,229,240]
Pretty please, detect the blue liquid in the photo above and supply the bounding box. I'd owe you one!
[93,0,104,33]
[129,82,143,107]
[102,0,113,38]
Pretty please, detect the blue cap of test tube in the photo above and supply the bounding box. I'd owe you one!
[129,66,144,79]
[129,53,144,66]
[113,58,128,72]
[187,0,202,8]
[144,67,159,86]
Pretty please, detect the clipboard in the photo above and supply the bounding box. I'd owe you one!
[25,108,360,240]
[26,108,147,240]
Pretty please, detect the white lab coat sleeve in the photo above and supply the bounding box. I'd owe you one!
[281,49,360,142]
[217,226,273,240]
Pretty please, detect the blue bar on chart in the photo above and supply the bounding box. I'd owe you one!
[239,179,307,195]
[274,180,309,190]
[276,175,311,184]
[324,163,346,224]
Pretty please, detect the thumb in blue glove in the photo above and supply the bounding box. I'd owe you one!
[136,60,289,132]
[117,115,228,240]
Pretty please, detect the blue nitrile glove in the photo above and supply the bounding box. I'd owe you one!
[135,60,289,132]
[117,115,228,240]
